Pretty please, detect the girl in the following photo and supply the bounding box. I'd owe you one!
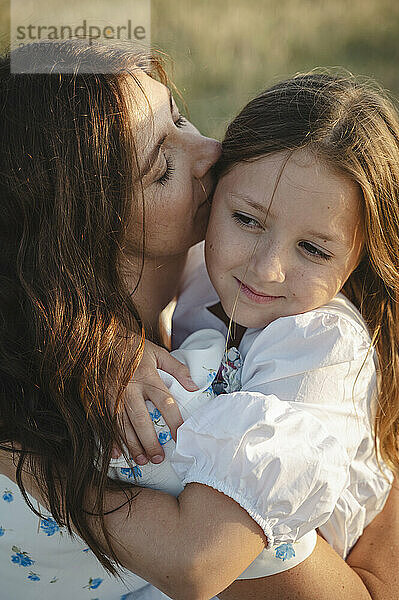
[0,40,397,599]
[112,70,398,582]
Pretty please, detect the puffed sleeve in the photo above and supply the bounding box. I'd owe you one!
[171,308,376,548]
[172,390,350,548]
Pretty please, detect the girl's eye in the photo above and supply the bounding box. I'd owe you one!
[299,241,332,261]
[157,156,175,186]
[174,115,187,128]
[232,212,262,230]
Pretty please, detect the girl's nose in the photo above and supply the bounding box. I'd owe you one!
[250,245,286,284]
[192,136,222,179]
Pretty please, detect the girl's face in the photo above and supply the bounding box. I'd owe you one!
[205,149,365,329]
[126,72,221,258]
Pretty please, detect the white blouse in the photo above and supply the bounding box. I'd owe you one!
[170,242,392,559]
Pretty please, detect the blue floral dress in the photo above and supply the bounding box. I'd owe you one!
[0,477,152,599]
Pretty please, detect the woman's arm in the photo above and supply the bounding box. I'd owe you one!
[98,482,267,599]
[104,480,398,600]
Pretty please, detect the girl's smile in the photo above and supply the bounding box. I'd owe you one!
[234,277,284,303]
[205,148,365,329]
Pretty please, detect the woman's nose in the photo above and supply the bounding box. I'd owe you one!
[192,136,222,179]
[250,245,286,284]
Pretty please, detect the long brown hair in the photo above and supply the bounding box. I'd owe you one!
[215,71,399,475]
[0,40,169,574]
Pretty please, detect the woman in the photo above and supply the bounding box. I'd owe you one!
[0,40,397,599]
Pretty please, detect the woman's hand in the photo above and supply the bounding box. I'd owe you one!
[112,339,198,465]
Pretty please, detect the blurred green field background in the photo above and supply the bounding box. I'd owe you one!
[1,0,399,138]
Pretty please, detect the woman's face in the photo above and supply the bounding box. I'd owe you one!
[126,71,221,258]
[205,149,364,329]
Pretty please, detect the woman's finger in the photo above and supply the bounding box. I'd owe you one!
[115,414,149,466]
[145,380,184,442]
[123,383,165,463]
[156,348,199,391]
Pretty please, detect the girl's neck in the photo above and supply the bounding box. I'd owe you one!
[125,252,188,343]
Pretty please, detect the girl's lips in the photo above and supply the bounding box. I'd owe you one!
[235,278,284,304]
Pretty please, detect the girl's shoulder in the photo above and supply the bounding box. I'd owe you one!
[253,291,371,345]
[241,292,374,372]
[309,291,371,342]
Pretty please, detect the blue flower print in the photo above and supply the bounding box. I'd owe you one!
[0,526,5,536]
[206,370,216,384]
[82,547,90,553]
[158,431,171,445]
[275,543,296,561]
[84,577,103,590]
[11,546,35,567]
[27,571,40,581]
[121,594,132,600]
[149,408,162,422]
[120,466,142,479]
[3,490,13,502]
[40,517,60,536]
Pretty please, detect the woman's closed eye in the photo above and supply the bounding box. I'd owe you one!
[157,156,175,186]
[155,116,187,185]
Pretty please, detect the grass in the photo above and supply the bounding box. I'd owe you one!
[151,0,399,137]
[1,0,399,137]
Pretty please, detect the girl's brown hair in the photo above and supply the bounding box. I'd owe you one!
[216,70,399,475]
[0,40,169,574]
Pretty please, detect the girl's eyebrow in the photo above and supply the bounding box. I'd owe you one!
[141,89,174,178]
[230,192,342,244]
[230,192,272,215]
